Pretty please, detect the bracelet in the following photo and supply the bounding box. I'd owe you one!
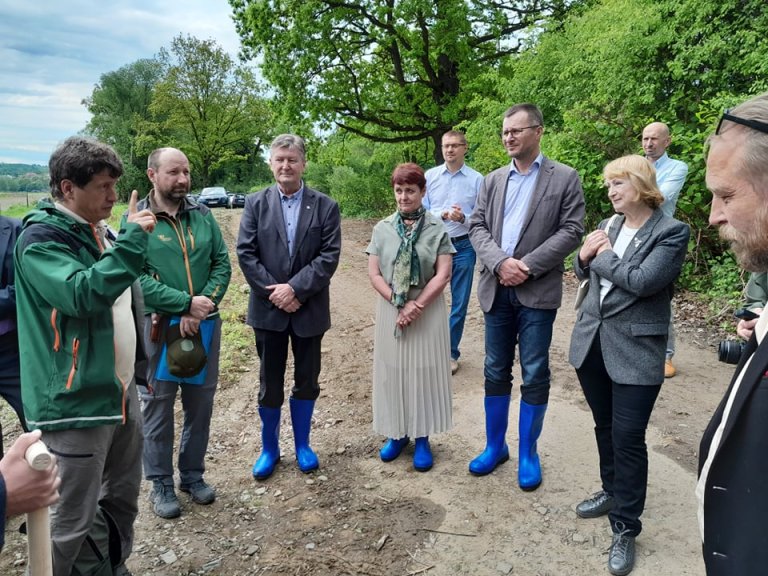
[413,301,425,310]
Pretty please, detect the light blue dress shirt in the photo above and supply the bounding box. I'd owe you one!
[279,184,304,256]
[423,163,483,237]
[651,152,688,218]
[501,154,543,256]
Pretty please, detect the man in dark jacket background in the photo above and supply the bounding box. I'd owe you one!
[237,134,341,481]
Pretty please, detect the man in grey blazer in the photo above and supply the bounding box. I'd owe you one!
[698,92,768,575]
[237,134,342,481]
[468,103,585,490]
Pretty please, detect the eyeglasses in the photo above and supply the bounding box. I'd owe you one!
[501,125,541,138]
[716,110,768,136]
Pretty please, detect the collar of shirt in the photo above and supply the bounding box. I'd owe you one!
[649,152,670,168]
[438,162,468,177]
[278,183,305,203]
[509,153,544,177]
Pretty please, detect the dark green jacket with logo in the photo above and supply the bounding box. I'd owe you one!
[14,201,148,431]
[131,194,230,315]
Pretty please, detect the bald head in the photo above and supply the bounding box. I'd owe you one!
[642,122,672,162]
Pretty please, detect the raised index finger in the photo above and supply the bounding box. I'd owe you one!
[128,190,139,215]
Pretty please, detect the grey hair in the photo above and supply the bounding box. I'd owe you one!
[49,136,123,200]
[270,134,306,160]
[719,92,768,192]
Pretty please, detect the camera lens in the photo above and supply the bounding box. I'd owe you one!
[718,340,746,364]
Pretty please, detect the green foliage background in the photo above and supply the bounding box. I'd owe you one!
[7,0,762,311]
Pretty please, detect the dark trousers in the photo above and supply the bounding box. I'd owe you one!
[254,327,323,408]
[0,334,27,457]
[575,334,661,536]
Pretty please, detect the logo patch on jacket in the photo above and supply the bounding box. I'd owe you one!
[157,234,173,242]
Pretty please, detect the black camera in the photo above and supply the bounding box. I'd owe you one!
[718,340,746,365]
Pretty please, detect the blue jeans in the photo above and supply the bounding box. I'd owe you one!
[483,286,557,404]
[449,236,476,360]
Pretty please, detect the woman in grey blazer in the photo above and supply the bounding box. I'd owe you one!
[568,155,689,576]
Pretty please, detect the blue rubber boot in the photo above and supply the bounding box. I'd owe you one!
[289,398,320,473]
[469,395,511,475]
[518,400,548,491]
[413,437,433,472]
[252,406,281,480]
[380,437,410,462]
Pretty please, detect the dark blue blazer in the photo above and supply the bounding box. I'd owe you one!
[236,185,341,338]
[0,215,21,325]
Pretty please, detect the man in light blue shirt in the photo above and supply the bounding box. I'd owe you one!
[424,131,483,374]
[643,122,689,377]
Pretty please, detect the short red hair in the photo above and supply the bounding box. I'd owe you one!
[391,162,426,190]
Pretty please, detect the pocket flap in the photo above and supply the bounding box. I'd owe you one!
[630,323,668,336]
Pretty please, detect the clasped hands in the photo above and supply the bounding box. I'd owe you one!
[441,204,465,223]
[268,283,301,313]
[497,257,530,287]
[177,295,216,337]
[397,300,424,329]
[578,229,612,265]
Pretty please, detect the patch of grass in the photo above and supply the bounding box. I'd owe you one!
[217,281,254,387]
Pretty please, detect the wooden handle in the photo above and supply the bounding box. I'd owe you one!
[25,440,53,576]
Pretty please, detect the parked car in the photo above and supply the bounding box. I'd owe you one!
[228,193,246,209]
[199,187,229,208]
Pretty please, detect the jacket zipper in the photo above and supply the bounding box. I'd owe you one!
[66,338,80,390]
[50,309,60,352]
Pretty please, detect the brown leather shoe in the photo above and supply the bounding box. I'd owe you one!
[664,359,676,378]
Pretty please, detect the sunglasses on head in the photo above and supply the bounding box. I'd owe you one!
[716,110,768,136]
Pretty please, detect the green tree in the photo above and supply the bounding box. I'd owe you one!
[83,59,165,196]
[230,0,578,164]
[150,35,273,188]
[462,0,768,297]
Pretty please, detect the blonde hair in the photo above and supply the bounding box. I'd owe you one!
[603,155,664,210]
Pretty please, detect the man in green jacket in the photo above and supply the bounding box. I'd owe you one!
[135,147,231,519]
[14,135,157,575]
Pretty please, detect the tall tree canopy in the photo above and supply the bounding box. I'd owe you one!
[83,59,165,195]
[230,0,577,163]
[152,35,273,187]
[83,36,274,197]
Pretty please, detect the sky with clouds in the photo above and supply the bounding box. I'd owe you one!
[0,0,244,165]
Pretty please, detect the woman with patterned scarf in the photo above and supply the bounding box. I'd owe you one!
[366,163,455,471]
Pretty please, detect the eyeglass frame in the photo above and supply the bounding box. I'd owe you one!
[716,110,768,136]
[501,125,541,138]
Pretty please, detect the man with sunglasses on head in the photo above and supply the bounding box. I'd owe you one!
[467,103,585,491]
[697,92,768,575]
[642,122,689,378]
[424,130,483,375]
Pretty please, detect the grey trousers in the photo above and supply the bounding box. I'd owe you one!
[42,381,143,576]
[140,316,221,485]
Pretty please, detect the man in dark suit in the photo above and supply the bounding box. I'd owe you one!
[237,134,342,481]
[698,91,768,575]
[468,103,585,490]
[0,215,27,457]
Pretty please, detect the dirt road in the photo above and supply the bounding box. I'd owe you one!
[1,212,733,575]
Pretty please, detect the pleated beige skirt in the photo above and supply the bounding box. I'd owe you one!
[372,292,453,438]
